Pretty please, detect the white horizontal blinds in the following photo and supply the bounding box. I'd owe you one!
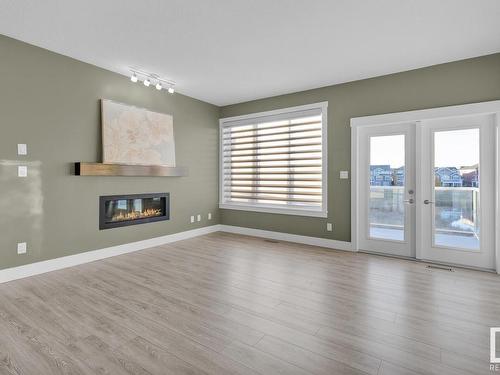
[222,108,323,211]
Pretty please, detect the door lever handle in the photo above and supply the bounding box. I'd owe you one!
[404,199,414,204]
[423,199,434,205]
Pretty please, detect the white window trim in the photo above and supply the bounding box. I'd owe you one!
[219,102,328,218]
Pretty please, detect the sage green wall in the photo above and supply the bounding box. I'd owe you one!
[0,35,220,270]
[220,53,500,242]
[2,34,500,270]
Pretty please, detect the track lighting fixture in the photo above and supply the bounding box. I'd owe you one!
[129,69,175,94]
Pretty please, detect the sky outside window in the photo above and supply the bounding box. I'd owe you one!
[370,134,405,168]
[434,128,479,168]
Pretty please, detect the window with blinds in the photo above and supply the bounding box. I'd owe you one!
[219,102,327,217]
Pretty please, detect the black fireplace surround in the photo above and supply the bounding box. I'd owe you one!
[99,193,170,230]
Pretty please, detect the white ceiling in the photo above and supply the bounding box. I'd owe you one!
[1,0,500,106]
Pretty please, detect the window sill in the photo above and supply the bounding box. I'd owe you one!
[219,203,327,218]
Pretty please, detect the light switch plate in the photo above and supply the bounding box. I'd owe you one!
[327,223,333,232]
[197,214,201,222]
[18,166,28,177]
[17,242,27,255]
[208,213,212,220]
[190,216,195,223]
[339,170,349,179]
[17,144,27,155]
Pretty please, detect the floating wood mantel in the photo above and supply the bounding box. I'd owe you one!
[75,162,188,177]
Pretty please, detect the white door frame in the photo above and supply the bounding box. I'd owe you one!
[351,100,500,273]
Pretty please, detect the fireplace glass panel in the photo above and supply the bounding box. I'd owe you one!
[100,193,169,229]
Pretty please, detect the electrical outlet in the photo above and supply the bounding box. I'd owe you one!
[339,171,349,179]
[208,212,212,220]
[18,165,28,177]
[190,216,195,223]
[17,242,27,255]
[197,214,201,222]
[326,223,333,232]
[17,144,27,155]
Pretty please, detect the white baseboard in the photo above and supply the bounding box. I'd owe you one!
[0,224,353,284]
[219,225,353,252]
[0,225,221,284]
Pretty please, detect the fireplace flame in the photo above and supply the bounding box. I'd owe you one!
[111,208,162,222]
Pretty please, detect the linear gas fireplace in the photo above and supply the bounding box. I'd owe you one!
[99,193,170,230]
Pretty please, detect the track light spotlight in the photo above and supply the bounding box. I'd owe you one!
[128,68,175,94]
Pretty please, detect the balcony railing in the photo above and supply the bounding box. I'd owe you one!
[369,186,479,249]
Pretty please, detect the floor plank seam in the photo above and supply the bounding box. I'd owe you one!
[252,334,266,348]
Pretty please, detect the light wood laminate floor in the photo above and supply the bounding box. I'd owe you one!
[0,232,499,375]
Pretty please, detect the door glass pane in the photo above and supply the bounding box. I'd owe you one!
[369,135,405,241]
[433,129,479,250]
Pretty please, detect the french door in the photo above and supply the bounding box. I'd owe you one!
[358,123,415,258]
[356,113,496,270]
[418,114,495,269]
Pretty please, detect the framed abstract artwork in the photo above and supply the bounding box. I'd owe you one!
[101,99,176,166]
